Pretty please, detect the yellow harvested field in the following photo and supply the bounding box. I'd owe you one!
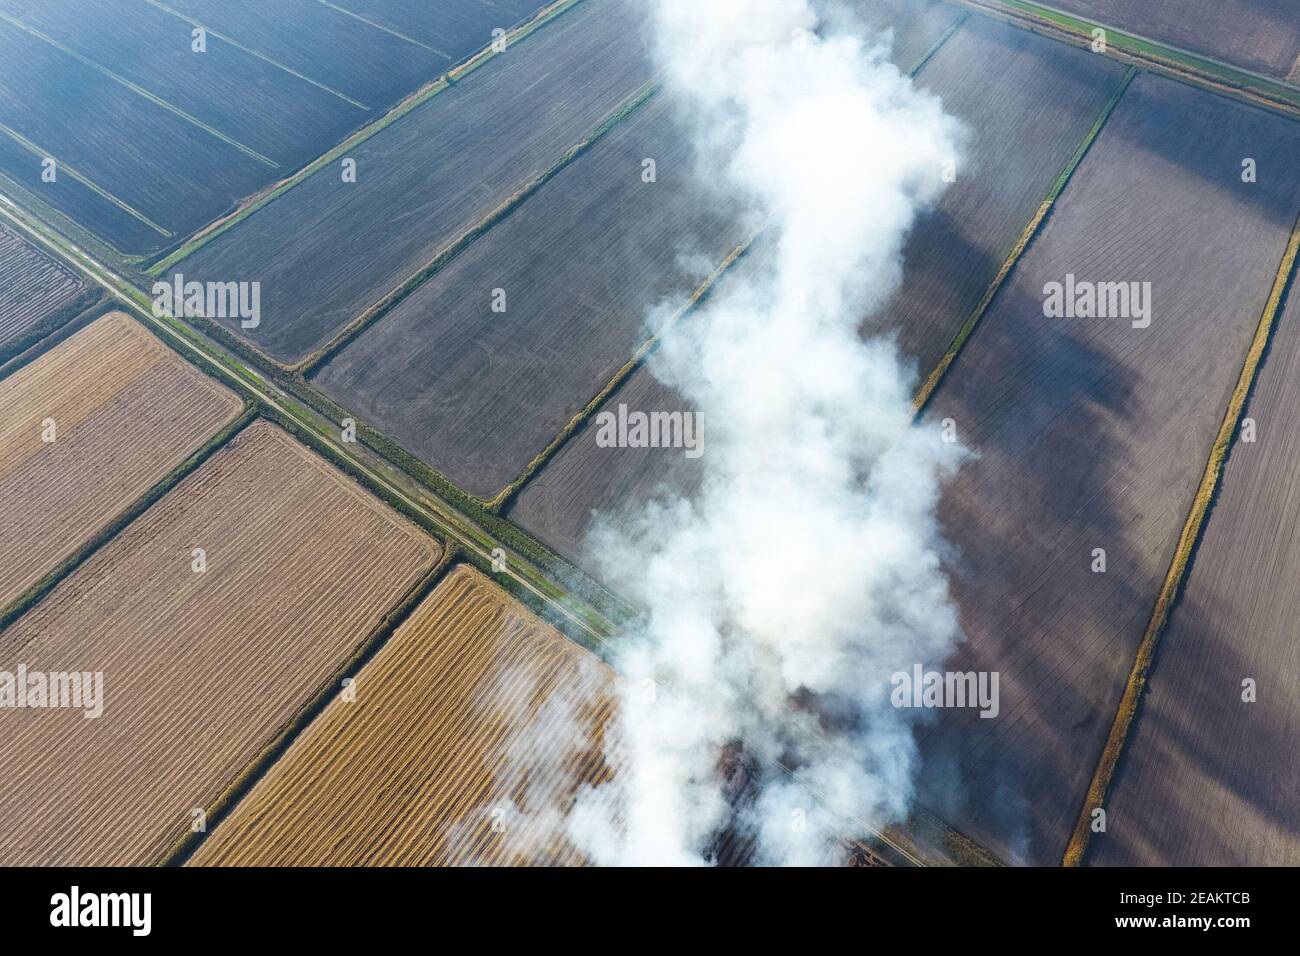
[0,420,440,865]
[0,310,242,608]
[190,565,614,867]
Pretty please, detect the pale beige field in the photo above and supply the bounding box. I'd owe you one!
[190,565,614,867]
[0,310,242,609]
[0,420,440,865]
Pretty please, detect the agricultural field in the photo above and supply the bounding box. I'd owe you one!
[505,16,1125,569]
[0,220,87,353]
[0,420,439,866]
[0,0,544,258]
[170,0,653,365]
[158,0,507,110]
[0,311,241,611]
[883,14,1127,378]
[0,10,271,256]
[0,0,1295,882]
[508,362,704,564]
[315,93,746,499]
[910,73,1300,865]
[1046,0,1300,82]
[0,134,164,255]
[314,0,553,61]
[1091,282,1300,867]
[857,0,965,73]
[0,0,365,173]
[189,565,613,866]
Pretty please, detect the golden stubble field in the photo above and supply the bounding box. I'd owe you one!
[190,565,615,866]
[0,420,440,865]
[0,310,242,609]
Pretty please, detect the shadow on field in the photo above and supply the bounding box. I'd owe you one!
[1091,586,1300,865]
[1099,73,1300,235]
[867,206,1006,380]
[908,272,1159,866]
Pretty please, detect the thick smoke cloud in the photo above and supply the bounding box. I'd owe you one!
[560,0,970,866]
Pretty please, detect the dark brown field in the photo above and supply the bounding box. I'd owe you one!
[883,14,1127,378]
[315,93,745,499]
[174,0,653,364]
[508,362,703,563]
[0,221,85,351]
[912,73,1300,865]
[1091,282,1300,866]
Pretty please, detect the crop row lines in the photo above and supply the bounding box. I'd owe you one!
[0,201,623,658]
[957,0,1300,121]
[486,237,757,514]
[914,66,1135,414]
[0,400,256,631]
[144,0,586,276]
[292,80,662,378]
[495,9,969,518]
[1062,213,1300,866]
[163,545,463,866]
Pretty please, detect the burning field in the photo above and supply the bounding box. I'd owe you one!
[190,565,614,866]
[1,0,1298,877]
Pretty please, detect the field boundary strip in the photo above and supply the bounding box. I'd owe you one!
[142,0,371,110]
[0,11,278,168]
[0,403,256,631]
[1062,212,1300,867]
[492,21,966,514]
[913,66,1134,413]
[144,0,586,276]
[956,0,1300,120]
[296,81,662,377]
[163,543,459,866]
[0,286,105,376]
[0,200,625,655]
[486,237,756,514]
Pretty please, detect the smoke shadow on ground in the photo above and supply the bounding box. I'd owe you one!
[1089,584,1300,865]
[908,270,1198,866]
[906,69,1300,862]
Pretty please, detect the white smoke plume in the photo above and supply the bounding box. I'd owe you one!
[565,0,968,865]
